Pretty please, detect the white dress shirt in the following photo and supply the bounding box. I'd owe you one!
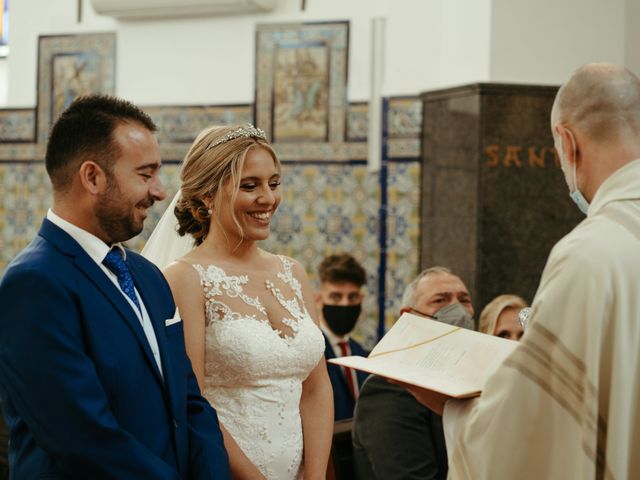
[47,209,163,376]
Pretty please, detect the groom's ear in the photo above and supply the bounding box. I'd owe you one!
[79,160,109,195]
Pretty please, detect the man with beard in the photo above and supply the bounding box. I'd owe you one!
[316,253,369,421]
[0,95,231,479]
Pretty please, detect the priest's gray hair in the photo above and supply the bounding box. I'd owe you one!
[551,63,640,144]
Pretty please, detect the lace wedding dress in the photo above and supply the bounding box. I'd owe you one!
[191,255,325,480]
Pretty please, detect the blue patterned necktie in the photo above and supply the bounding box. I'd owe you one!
[103,248,141,313]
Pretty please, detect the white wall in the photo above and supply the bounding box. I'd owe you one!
[625,0,640,75]
[8,0,481,107]
[490,0,626,84]
[436,0,492,87]
[2,0,636,108]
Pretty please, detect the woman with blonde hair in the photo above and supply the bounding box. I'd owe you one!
[143,124,333,480]
[478,294,528,341]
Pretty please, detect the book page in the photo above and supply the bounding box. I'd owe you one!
[329,312,518,398]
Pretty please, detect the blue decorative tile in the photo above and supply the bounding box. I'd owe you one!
[0,163,51,270]
[145,105,252,144]
[388,97,422,138]
[384,161,422,332]
[347,103,368,142]
[0,109,36,143]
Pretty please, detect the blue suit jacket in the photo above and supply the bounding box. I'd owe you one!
[323,334,369,421]
[0,219,231,479]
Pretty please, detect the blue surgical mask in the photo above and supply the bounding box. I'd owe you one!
[558,135,589,215]
[570,187,590,215]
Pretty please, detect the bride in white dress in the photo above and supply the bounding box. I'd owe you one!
[142,125,333,479]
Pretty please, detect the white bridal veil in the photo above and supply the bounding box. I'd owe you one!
[141,191,195,269]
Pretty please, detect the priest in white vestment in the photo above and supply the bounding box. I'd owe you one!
[405,63,640,479]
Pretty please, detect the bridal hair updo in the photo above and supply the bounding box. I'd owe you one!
[174,124,279,245]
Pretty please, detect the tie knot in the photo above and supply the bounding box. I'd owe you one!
[103,248,127,275]
[103,248,140,312]
[338,340,349,356]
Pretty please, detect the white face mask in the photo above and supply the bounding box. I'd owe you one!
[557,134,590,215]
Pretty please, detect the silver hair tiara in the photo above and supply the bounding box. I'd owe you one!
[207,124,268,150]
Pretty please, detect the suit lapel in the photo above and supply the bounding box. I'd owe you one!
[79,254,165,383]
[323,334,350,389]
[348,338,368,387]
[129,260,178,403]
[323,333,336,359]
[39,219,165,385]
[129,259,183,473]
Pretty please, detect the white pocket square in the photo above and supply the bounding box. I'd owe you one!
[165,309,182,326]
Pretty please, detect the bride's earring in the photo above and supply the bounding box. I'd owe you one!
[207,208,213,216]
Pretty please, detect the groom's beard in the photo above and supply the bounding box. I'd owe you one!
[95,177,155,244]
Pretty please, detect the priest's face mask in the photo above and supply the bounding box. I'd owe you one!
[554,125,590,215]
[317,281,364,336]
[402,272,475,330]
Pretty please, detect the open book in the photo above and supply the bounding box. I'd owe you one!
[329,312,518,398]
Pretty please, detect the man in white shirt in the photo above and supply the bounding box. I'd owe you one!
[406,63,640,479]
[0,94,230,479]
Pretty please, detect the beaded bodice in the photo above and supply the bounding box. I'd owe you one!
[191,255,324,480]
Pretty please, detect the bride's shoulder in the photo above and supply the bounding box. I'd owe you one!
[259,250,302,271]
[162,259,201,294]
[163,258,197,277]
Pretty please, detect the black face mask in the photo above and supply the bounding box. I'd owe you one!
[323,304,362,336]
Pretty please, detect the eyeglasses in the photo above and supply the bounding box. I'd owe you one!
[518,307,531,331]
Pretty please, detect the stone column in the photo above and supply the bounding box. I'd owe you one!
[420,83,583,312]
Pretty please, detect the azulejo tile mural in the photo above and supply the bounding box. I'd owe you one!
[145,105,252,145]
[0,144,43,161]
[0,163,52,269]
[346,103,368,142]
[388,97,422,138]
[0,109,35,143]
[37,33,116,144]
[255,21,349,145]
[384,161,421,330]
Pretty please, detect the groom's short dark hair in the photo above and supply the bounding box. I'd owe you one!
[45,94,157,191]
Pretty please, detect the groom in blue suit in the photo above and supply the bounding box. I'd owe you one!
[0,95,231,479]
